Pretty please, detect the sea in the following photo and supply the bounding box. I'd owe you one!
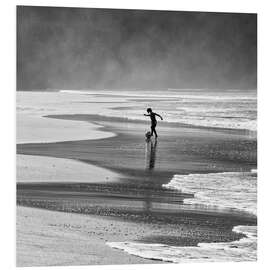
[61,89,257,131]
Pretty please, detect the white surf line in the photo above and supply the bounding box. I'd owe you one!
[106,225,257,263]
[162,170,257,217]
[60,89,257,100]
[106,170,257,263]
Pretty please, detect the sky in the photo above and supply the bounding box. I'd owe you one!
[17,6,257,91]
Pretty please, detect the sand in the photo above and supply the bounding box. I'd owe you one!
[16,91,125,143]
[16,92,257,266]
[17,206,155,267]
[17,192,255,267]
[18,114,257,186]
[17,92,126,185]
[17,92,136,266]
[17,154,121,183]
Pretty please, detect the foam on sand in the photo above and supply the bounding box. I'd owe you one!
[107,225,257,263]
[107,170,257,263]
[163,170,257,216]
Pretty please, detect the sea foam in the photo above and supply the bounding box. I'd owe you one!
[60,89,257,131]
[162,171,257,216]
[107,225,257,263]
[107,170,257,263]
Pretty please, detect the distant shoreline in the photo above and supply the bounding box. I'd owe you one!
[45,112,257,134]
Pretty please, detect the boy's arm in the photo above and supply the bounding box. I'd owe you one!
[144,114,150,116]
[155,113,163,120]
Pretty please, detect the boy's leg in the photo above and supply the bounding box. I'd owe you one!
[151,122,157,137]
[151,125,154,136]
[152,123,157,137]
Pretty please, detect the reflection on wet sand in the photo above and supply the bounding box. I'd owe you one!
[145,139,158,171]
[17,182,255,220]
[144,139,158,211]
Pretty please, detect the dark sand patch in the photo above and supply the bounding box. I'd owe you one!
[17,184,256,248]
[110,106,143,111]
[72,101,128,104]
[128,98,177,102]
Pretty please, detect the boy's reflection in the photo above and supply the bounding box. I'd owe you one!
[145,139,158,170]
[144,139,158,212]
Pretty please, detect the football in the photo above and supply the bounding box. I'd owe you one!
[145,131,151,139]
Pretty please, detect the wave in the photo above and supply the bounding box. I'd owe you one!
[60,89,181,98]
[60,89,257,100]
[106,170,257,263]
[106,112,257,131]
[107,225,257,263]
[60,89,257,132]
[162,171,257,216]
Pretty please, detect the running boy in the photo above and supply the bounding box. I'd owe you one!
[144,108,163,138]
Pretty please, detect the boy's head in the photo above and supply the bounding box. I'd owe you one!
[147,108,152,113]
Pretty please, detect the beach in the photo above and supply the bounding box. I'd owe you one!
[17,206,154,266]
[16,90,257,266]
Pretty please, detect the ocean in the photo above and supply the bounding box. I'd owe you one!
[61,89,257,131]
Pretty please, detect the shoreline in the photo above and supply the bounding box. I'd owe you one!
[17,186,256,266]
[17,181,256,220]
[106,223,257,263]
[45,113,257,136]
[18,113,257,183]
[17,206,158,267]
[17,112,257,220]
[17,108,257,265]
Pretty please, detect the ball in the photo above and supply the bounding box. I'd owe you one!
[145,131,151,139]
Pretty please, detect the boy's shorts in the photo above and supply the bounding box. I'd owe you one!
[151,122,157,129]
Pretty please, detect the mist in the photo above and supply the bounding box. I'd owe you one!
[17,6,257,91]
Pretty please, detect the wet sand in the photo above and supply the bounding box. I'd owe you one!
[17,113,257,266]
[17,182,256,266]
[17,114,256,183]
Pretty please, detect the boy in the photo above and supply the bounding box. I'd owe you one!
[144,108,163,138]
